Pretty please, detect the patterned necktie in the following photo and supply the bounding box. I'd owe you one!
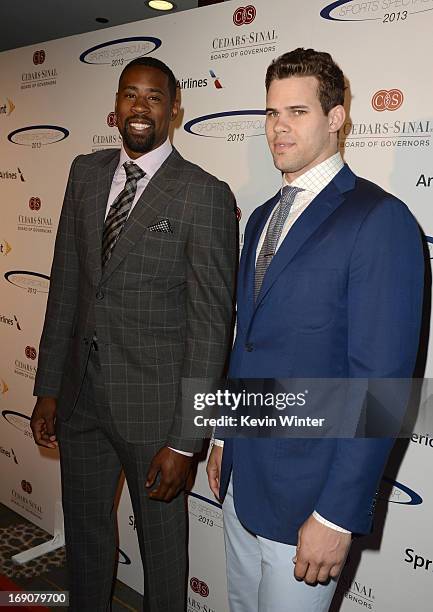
[254,185,303,300]
[102,161,146,267]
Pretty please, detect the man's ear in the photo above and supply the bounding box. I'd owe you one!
[114,92,118,116]
[328,105,345,133]
[170,97,180,121]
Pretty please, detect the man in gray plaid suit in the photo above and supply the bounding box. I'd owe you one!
[30,57,237,611]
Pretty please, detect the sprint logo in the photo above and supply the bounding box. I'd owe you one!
[0,98,15,116]
[0,239,12,256]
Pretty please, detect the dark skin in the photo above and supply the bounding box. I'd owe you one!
[31,398,193,501]
[31,397,58,449]
[115,64,179,159]
[31,65,193,503]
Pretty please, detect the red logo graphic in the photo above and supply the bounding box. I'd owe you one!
[233,5,256,26]
[25,346,37,360]
[33,50,46,65]
[29,197,41,211]
[190,577,209,598]
[209,69,223,90]
[371,89,404,112]
[236,206,242,221]
[21,480,32,494]
[107,111,117,127]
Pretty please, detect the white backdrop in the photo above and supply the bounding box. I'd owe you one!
[1,1,432,610]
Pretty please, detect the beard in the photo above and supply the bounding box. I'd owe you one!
[120,118,156,154]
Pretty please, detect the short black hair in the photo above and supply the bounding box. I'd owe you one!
[265,48,345,115]
[118,57,177,102]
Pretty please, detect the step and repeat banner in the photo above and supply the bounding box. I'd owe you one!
[1,0,432,609]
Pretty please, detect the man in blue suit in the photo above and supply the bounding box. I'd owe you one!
[207,48,423,611]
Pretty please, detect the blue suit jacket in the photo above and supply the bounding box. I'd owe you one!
[219,164,423,545]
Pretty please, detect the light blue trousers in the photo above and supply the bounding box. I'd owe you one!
[223,477,339,612]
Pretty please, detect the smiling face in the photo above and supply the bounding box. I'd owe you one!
[265,75,345,182]
[115,65,179,159]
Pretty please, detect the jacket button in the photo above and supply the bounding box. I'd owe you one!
[245,343,254,352]
[96,290,104,300]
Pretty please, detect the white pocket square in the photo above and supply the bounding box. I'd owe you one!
[147,219,173,233]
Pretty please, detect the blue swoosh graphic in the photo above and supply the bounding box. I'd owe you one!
[321,0,380,21]
[184,110,265,138]
[79,37,162,64]
[382,476,423,505]
[8,125,69,145]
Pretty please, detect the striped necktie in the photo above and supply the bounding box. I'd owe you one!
[254,185,303,301]
[102,161,145,267]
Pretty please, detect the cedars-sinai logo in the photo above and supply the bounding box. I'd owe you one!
[371,89,404,112]
[190,577,209,597]
[25,346,37,360]
[233,5,256,26]
[21,480,32,494]
[107,112,117,127]
[29,197,41,211]
[33,50,45,65]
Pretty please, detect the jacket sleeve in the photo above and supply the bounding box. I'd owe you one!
[33,156,82,398]
[166,179,237,452]
[315,196,424,533]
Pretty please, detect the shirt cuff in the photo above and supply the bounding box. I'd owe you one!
[212,439,224,447]
[313,511,351,534]
[168,446,193,457]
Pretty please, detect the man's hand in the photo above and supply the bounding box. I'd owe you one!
[30,397,58,449]
[206,444,223,501]
[294,515,351,584]
[146,447,193,502]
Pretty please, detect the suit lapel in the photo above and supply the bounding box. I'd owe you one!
[238,192,280,324]
[101,148,185,281]
[254,165,356,309]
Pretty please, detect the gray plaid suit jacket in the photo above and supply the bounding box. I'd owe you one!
[34,147,237,452]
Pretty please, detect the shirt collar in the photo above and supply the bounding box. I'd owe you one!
[283,152,344,195]
[117,137,173,180]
